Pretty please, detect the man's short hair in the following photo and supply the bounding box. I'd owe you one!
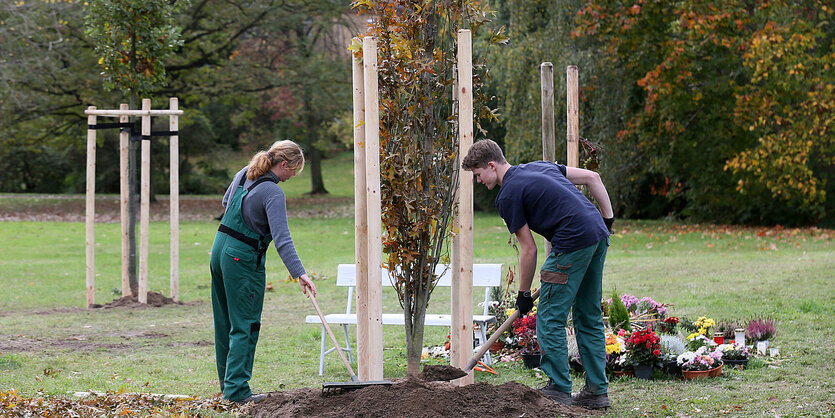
[462,139,507,170]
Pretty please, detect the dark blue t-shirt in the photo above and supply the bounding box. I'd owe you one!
[495,161,609,254]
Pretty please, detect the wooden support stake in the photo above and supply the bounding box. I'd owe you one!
[541,62,556,255]
[566,66,580,168]
[85,107,96,308]
[541,62,556,162]
[139,99,151,304]
[352,56,370,380]
[119,104,131,297]
[169,97,179,302]
[452,29,475,386]
[362,36,384,381]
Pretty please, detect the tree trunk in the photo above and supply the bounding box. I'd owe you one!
[405,282,429,376]
[128,36,138,295]
[303,89,328,195]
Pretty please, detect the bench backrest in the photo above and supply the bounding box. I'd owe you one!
[336,263,503,316]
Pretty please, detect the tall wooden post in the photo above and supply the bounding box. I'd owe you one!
[139,98,151,304]
[85,106,97,308]
[362,36,384,380]
[119,104,131,297]
[541,62,556,162]
[566,66,580,168]
[451,29,475,386]
[169,97,179,302]
[541,62,556,254]
[352,55,371,380]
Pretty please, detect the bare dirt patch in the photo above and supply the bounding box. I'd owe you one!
[0,330,180,353]
[89,291,186,309]
[249,376,599,417]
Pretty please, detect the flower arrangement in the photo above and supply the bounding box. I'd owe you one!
[658,316,679,334]
[746,317,776,342]
[625,327,662,367]
[694,316,716,336]
[686,333,715,351]
[512,311,539,354]
[716,342,750,361]
[660,335,687,358]
[605,331,629,371]
[619,294,669,317]
[677,346,723,371]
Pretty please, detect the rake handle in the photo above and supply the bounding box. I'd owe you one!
[309,293,357,378]
[464,288,541,372]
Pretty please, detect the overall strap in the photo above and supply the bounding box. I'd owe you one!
[246,177,275,193]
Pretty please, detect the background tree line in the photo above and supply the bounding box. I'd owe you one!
[1,0,832,226]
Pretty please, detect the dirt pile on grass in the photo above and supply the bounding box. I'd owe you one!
[418,364,468,382]
[249,377,598,418]
[90,291,183,309]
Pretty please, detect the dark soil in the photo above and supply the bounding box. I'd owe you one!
[89,291,185,309]
[419,364,468,382]
[249,376,599,417]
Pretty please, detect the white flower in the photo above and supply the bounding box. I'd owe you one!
[677,351,697,365]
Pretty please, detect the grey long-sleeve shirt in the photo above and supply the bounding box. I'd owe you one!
[222,166,306,278]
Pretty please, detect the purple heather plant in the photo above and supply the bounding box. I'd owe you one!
[746,317,777,342]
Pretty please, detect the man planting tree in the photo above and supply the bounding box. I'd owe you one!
[462,139,614,409]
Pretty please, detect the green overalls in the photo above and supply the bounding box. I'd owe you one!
[210,174,273,402]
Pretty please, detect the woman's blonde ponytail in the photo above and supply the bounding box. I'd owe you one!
[246,150,273,180]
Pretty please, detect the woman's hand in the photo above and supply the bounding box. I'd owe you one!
[298,273,317,297]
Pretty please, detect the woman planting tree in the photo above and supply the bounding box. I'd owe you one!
[210,140,316,404]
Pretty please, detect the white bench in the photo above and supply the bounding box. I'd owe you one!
[305,263,503,375]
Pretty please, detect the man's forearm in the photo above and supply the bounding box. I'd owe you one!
[518,243,537,292]
[588,181,614,219]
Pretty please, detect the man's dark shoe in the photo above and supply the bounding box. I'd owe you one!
[540,384,572,406]
[237,393,267,404]
[571,386,610,409]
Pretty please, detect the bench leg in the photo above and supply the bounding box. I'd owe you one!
[318,326,327,376]
[480,326,492,365]
[342,324,354,364]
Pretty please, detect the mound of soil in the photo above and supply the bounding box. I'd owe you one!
[249,377,599,418]
[90,291,183,309]
[419,365,468,382]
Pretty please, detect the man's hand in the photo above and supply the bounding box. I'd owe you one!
[516,290,534,315]
[603,217,614,234]
[299,273,317,297]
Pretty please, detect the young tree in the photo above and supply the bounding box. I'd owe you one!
[85,0,184,293]
[353,0,501,375]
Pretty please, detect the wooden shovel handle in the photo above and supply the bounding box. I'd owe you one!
[464,288,541,372]
[309,293,357,378]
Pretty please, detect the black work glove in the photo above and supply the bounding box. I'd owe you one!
[516,290,534,316]
[603,217,614,234]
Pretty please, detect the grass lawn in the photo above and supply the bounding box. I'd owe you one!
[1,152,833,416]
